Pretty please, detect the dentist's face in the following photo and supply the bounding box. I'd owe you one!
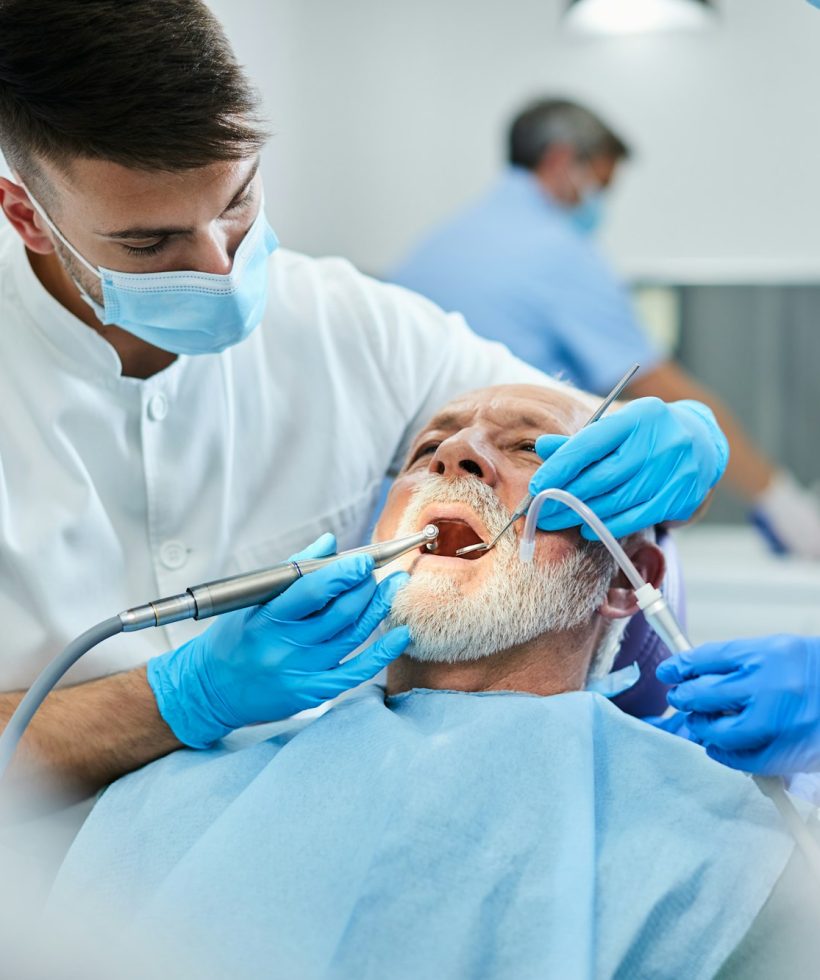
[20,154,262,303]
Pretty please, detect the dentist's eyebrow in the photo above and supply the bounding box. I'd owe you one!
[94,158,260,240]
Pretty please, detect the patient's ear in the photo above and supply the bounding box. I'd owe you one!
[597,538,666,621]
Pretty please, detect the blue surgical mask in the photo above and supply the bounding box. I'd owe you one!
[570,188,606,236]
[23,184,278,355]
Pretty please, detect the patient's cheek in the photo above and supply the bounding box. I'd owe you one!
[529,530,578,567]
[373,487,414,542]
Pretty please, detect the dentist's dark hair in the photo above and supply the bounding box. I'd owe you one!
[508,98,630,170]
[0,0,268,205]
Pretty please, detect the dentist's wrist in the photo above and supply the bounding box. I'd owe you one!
[147,642,235,749]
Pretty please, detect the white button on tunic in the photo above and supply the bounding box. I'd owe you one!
[0,221,557,689]
[147,393,168,422]
[159,540,187,571]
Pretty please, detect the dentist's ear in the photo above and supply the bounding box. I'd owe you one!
[597,536,666,621]
[0,176,55,253]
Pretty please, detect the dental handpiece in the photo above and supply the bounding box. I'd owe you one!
[120,524,440,632]
[0,525,440,782]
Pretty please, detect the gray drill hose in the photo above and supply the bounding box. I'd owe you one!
[0,616,123,782]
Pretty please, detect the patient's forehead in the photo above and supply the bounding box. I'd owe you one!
[422,385,593,436]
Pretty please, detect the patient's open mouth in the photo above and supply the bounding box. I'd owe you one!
[424,519,487,560]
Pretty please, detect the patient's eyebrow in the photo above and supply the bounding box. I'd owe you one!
[419,411,464,434]
[516,413,554,430]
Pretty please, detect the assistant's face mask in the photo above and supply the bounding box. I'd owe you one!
[570,189,605,236]
[22,182,279,355]
[565,164,606,236]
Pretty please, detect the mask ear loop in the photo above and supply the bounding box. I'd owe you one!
[14,176,102,279]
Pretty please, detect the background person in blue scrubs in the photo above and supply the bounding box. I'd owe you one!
[391,98,820,558]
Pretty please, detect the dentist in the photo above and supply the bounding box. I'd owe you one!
[0,0,727,796]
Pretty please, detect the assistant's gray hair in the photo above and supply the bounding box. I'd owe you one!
[508,98,631,170]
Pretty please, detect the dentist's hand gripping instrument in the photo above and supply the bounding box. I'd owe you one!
[0,525,439,781]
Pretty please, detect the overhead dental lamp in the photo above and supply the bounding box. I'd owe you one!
[564,0,716,36]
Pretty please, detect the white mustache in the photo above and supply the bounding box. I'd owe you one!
[393,475,514,543]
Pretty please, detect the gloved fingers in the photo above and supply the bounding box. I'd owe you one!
[642,711,694,739]
[265,553,375,622]
[685,709,766,751]
[666,674,751,714]
[288,532,337,562]
[577,499,652,541]
[656,642,748,684]
[575,465,700,538]
[529,412,637,497]
[528,490,644,537]
[272,575,378,663]
[313,626,411,698]
[704,744,769,774]
[308,572,410,669]
[268,573,380,646]
[532,443,647,525]
[533,433,569,462]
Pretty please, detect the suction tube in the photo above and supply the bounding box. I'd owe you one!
[520,489,644,589]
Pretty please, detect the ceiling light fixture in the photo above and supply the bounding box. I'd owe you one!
[564,0,717,36]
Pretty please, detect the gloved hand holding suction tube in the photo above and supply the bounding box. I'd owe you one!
[528,397,729,540]
[147,533,411,748]
[656,635,820,776]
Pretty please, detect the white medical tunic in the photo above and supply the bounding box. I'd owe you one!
[0,224,553,690]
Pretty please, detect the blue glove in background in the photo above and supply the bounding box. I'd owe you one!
[529,398,728,540]
[641,710,697,741]
[148,533,410,748]
[656,635,820,776]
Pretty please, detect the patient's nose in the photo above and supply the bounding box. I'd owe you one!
[429,431,498,486]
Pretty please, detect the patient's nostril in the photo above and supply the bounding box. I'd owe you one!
[459,459,482,477]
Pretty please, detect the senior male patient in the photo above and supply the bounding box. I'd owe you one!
[51,385,819,979]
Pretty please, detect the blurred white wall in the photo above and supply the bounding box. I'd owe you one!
[208,0,820,283]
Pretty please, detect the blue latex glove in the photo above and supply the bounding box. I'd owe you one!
[656,635,820,775]
[529,398,728,540]
[641,710,698,741]
[147,533,410,748]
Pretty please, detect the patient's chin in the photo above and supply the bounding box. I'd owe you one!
[386,572,477,663]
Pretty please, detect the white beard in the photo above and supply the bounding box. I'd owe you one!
[385,476,616,666]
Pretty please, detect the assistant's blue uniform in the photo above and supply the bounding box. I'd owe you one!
[391,166,661,394]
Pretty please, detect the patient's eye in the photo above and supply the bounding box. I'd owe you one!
[409,441,440,464]
[517,441,538,454]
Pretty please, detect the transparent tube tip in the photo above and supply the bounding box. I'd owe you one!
[519,539,535,563]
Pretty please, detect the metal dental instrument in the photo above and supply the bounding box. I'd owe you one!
[0,524,439,781]
[121,524,439,630]
[455,363,640,557]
